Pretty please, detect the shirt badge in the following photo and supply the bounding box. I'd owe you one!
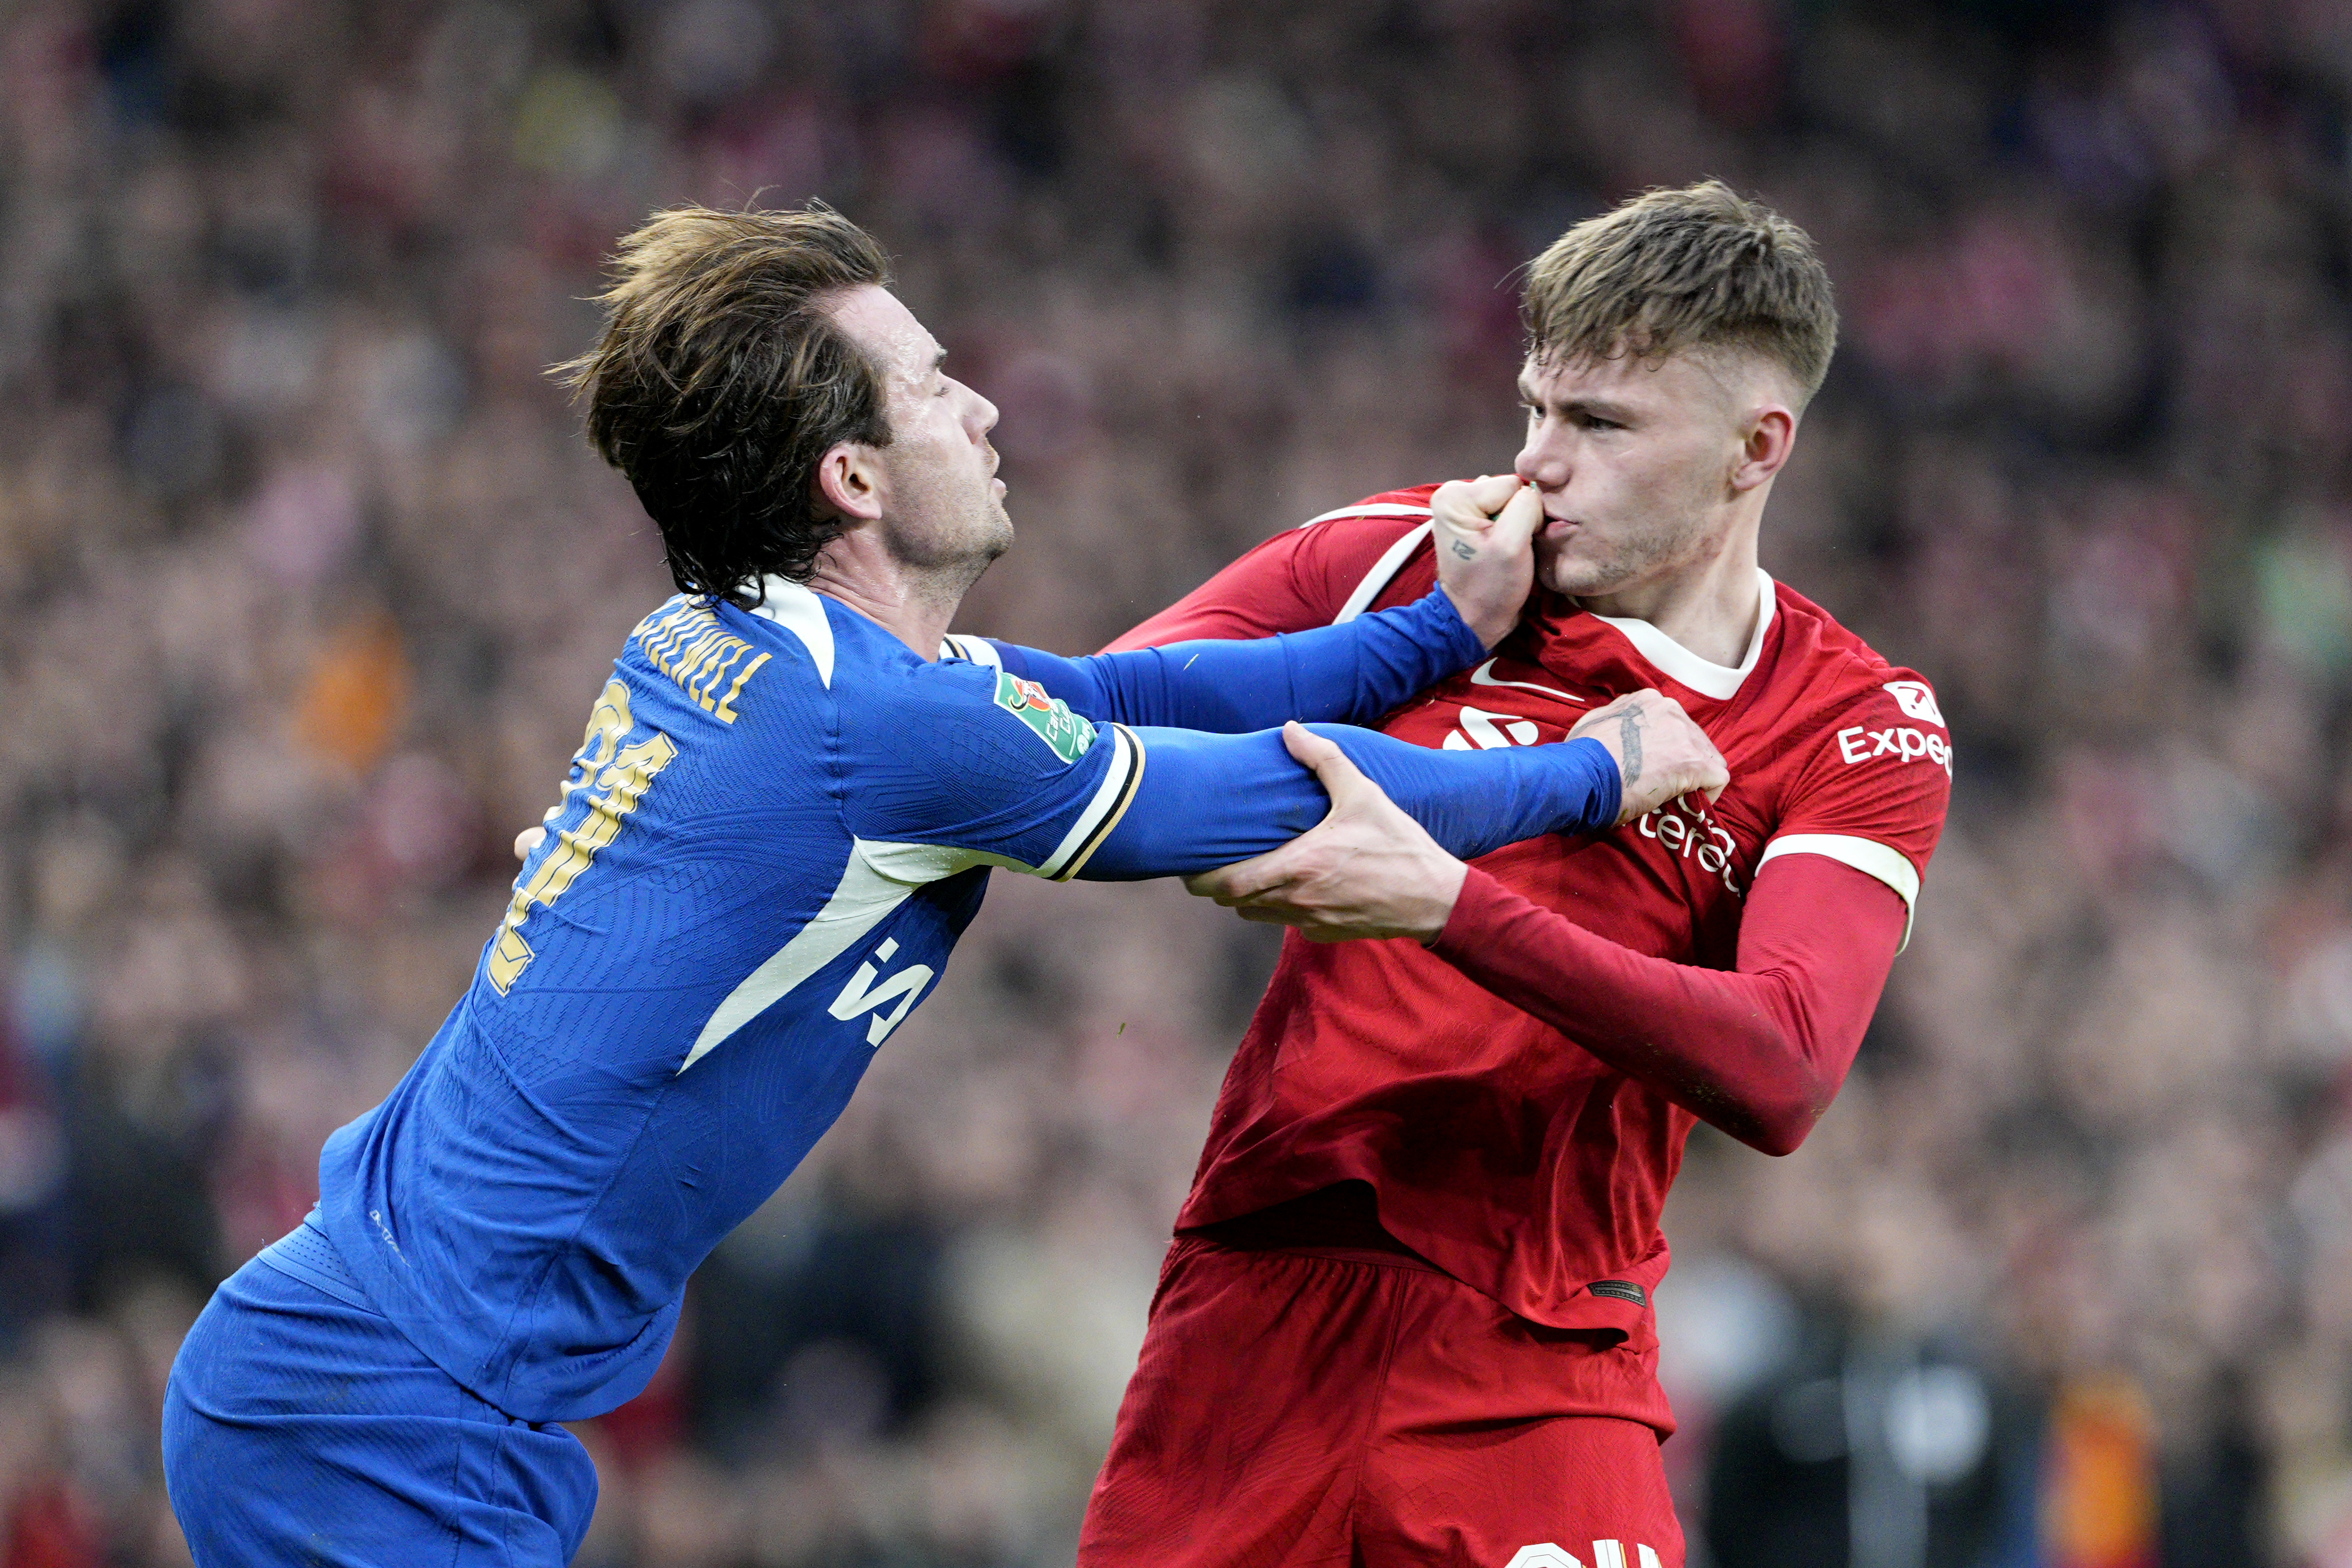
[994,670,1097,765]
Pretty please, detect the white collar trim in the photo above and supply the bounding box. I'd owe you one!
[750,576,837,688]
[1588,568,1776,702]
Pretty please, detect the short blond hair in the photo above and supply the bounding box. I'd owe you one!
[1521,180,1837,403]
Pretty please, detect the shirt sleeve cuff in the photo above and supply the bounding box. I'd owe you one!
[1423,583,1489,660]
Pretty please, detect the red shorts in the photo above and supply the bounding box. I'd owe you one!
[1078,1235,1684,1567]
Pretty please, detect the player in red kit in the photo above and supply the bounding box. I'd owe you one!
[1075,183,1950,1567]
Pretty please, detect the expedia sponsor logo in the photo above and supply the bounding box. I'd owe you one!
[1884,680,1944,726]
[1838,723,1953,777]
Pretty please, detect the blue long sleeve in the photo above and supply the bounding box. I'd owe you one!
[973,587,1487,733]
[1076,725,1623,881]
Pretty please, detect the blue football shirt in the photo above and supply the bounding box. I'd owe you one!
[317,577,1143,1421]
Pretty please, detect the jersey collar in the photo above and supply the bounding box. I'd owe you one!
[751,576,838,687]
[1587,568,1776,703]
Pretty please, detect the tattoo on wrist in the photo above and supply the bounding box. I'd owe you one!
[1617,708,1644,788]
[1451,540,1475,559]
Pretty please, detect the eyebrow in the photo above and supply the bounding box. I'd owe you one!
[1518,384,1639,421]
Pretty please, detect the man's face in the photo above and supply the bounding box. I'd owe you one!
[826,284,1012,573]
[1511,348,1759,598]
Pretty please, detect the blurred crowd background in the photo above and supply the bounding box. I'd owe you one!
[2,0,2350,1563]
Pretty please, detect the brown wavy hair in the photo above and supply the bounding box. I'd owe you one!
[555,204,894,607]
[1522,180,1838,404]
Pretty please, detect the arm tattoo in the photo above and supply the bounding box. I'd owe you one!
[1617,707,1644,789]
[1451,539,1475,559]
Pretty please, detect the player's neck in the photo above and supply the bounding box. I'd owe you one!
[803,540,973,661]
[1573,519,1763,669]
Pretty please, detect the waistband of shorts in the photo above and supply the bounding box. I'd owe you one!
[252,1208,378,1314]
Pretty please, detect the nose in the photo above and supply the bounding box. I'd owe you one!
[966,382,999,439]
[1514,423,1568,491]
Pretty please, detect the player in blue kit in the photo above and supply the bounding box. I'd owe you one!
[160,206,1725,1565]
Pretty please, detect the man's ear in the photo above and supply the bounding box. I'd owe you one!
[1730,405,1797,495]
[813,442,886,523]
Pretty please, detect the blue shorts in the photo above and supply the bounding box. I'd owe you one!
[163,1219,598,1567]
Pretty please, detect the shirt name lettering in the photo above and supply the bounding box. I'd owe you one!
[631,601,771,723]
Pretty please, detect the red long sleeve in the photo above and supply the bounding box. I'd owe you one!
[1426,850,1909,1155]
[1100,493,1443,652]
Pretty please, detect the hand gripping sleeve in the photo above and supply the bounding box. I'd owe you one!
[1075,726,1622,881]
[981,587,1486,734]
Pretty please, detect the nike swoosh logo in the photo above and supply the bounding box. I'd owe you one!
[1469,659,1583,703]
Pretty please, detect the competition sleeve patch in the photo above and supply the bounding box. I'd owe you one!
[993,669,1097,764]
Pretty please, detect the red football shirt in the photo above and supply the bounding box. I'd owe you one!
[1108,485,1952,1431]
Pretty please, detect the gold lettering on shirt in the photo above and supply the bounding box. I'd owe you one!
[490,678,680,994]
[628,601,767,724]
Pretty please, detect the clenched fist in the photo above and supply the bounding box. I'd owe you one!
[1431,474,1543,649]
[1567,689,1729,823]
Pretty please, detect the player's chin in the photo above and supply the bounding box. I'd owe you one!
[1537,554,1618,598]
